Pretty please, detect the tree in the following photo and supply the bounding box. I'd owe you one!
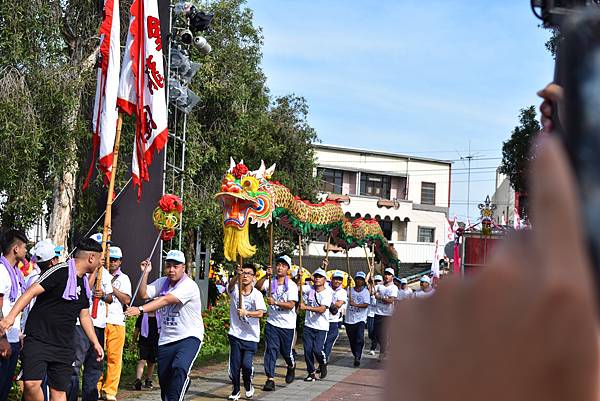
[499,106,540,196]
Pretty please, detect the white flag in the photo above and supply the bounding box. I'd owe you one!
[514,208,521,230]
[84,0,120,189]
[452,215,459,233]
[117,0,168,198]
[444,218,453,244]
[501,213,507,226]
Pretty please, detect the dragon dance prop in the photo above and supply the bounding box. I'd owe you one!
[215,158,399,267]
[129,194,183,306]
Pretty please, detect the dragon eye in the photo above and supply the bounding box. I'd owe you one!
[240,176,259,192]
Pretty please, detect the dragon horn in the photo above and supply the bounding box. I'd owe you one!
[228,157,236,172]
[256,160,266,178]
[239,159,244,165]
[265,163,276,178]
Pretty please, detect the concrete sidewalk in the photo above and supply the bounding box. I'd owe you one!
[119,328,384,401]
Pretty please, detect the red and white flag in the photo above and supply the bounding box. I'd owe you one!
[514,207,521,230]
[84,0,120,189]
[431,240,440,278]
[444,218,453,244]
[117,0,168,198]
[501,213,507,226]
[452,215,459,233]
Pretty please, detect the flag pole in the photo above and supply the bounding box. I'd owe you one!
[298,234,304,307]
[346,250,352,303]
[238,255,243,311]
[268,224,273,296]
[92,113,123,319]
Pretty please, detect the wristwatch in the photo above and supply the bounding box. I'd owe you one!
[139,306,144,314]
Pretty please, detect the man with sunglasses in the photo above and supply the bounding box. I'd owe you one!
[125,250,203,401]
[98,246,131,401]
[226,263,266,400]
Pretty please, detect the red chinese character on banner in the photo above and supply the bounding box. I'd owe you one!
[143,105,158,140]
[147,16,162,51]
[145,55,165,95]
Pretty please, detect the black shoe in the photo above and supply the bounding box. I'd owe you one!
[303,373,316,382]
[144,379,153,389]
[353,357,360,367]
[319,363,328,379]
[315,367,321,374]
[285,365,295,383]
[262,379,275,391]
[134,379,142,391]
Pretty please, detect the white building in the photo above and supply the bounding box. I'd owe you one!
[306,144,452,264]
[491,169,515,225]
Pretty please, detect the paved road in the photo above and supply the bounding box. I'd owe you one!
[119,327,384,401]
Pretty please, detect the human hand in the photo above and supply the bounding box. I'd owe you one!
[267,296,276,306]
[237,308,248,318]
[0,338,11,359]
[537,83,564,134]
[266,267,272,277]
[299,303,307,311]
[93,341,104,362]
[387,136,598,401]
[140,259,152,274]
[125,307,141,317]
[93,289,105,299]
[0,317,14,336]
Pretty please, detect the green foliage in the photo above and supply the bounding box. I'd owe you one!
[197,296,231,363]
[499,106,541,198]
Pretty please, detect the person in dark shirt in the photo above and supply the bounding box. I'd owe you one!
[0,238,105,401]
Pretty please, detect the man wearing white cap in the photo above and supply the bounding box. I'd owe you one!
[125,250,204,401]
[367,274,381,355]
[255,255,298,392]
[98,246,131,401]
[399,278,414,298]
[373,267,399,361]
[345,271,370,367]
[322,270,347,362]
[414,275,435,299]
[68,234,114,401]
[300,268,333,382]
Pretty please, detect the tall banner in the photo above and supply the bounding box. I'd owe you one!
[84,0,120,189]
[117,0,168,198]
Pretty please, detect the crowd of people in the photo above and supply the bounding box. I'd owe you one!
[0,227,437,401]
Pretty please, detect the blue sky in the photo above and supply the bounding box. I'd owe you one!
[246,0,554,220]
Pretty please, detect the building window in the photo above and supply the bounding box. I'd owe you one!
[378,220,392,241]
[421,182,436,205]
[360,173,391,199]
[318,168,344,194]
[418,226,435,243]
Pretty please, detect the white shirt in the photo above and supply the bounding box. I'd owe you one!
[302,285,333,331]
[86,268,113,328]
[228,285,267,343]
[147,276,204,346]
[328,285,348,323]
[0,261,22,343]
[367,294,377,318]
[401,287,414,298]
[374,283,399,316]
[414,288,435,299]
[264,279,299,330]
[345,287,370,324]
[106,272,132,326]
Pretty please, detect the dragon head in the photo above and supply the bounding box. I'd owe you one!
[215,158,276,261]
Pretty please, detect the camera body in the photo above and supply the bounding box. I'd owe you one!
[532,0,600,27]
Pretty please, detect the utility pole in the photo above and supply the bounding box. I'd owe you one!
[462,142,475,221]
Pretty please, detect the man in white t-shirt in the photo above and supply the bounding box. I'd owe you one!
[99,246,132,401]
[125,250,204,401]
[374,267,399,361]
[367,274,381,355]
[414,275,436,299]
[345,271,370,367]
[323,270,347,362]
[226,263,266,401]
[301,268,333,382]
[399,278,414,299]
[0,229,28,401]
[68,233,114,401]
[255,255,298,392]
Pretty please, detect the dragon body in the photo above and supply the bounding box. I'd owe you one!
[215,159,398,266]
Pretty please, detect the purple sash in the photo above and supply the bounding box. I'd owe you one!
[63,258,91,301]
[156,274,188,330]
[0,256,23,302]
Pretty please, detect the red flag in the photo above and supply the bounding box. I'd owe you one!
[117,0,168,198]
[84,0,121,190]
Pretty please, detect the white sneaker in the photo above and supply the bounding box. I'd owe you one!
[228,392,241,400]
[245,385,255,398]
[369,350,376,356]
